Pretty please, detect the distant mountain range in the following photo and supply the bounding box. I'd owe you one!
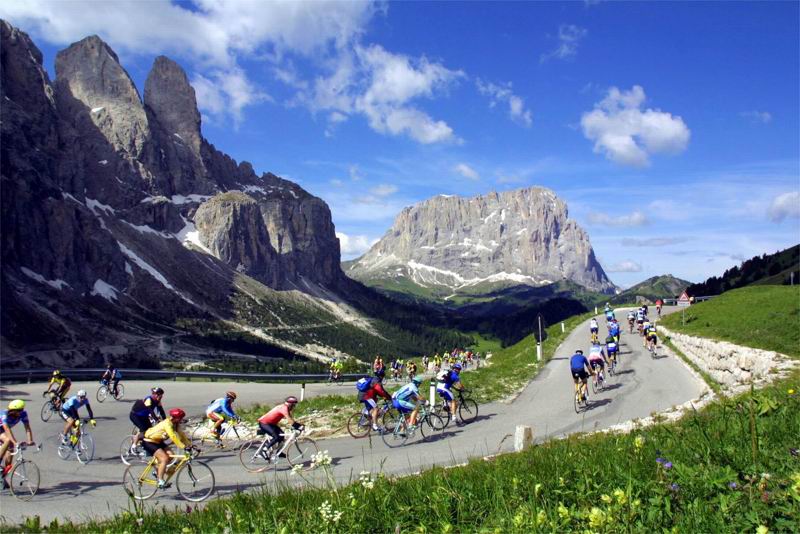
[687,244,799,296]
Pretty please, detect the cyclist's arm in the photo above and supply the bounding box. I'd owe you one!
[165,423,189,449]
[221,401,237,419]
[157,404,166,420]
[1,422,16,444]
[85,402,95,420]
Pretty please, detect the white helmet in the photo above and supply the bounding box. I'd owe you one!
[77,389,87,397]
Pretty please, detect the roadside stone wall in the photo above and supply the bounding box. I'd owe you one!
[659,326,798,393]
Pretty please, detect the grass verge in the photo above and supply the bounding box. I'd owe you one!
[659,286,800,358]
[27,373,799,533]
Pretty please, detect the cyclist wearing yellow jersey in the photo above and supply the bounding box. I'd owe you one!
[646,325,658,351]
[143,408,191,488]
[44,370,71,409]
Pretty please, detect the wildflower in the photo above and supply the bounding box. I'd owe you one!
[670,483,680,492]
[632,499,641,508]
[728,482,738,490]
[534,483,542,497]
[290,464,303,476]
[601,494,612,504]
[756,526,769,534]
[588,507,606,529]
[512,512,525,528]
[557,502,569,520]
[536,510,547,526]
[788,389,795,395]
[612,488,627,505]
[663,462,673,470]
[359,470,375,490]
[310,450,332,468]
[136,518,144,527]
[318,500,343,523]
[634,435,645,451]
[181,528,192,534]
[656,457,665,464]
[760,491,770,503]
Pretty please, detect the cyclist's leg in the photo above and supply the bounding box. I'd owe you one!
[130,414,151,447]
[61,409,78,439]
[362,399,378,428]
[263,423,283,452]
[0,434,11,469]
[208,412,224,437]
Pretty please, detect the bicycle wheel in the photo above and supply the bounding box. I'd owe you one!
[96,386,108,403]
[573,390,581,413]
[286,438,319,469]
[120,435,147,466]
[113,383,125,401]
[381,415,409,448]
[122,464,158,500]
[40,402,54,423]
[191,425,215,453]
[423,414,445,436]
[55,434,72,460]
[433,403,451,428]
[76,433,95,464]
[9,460,40,501]
[238,439,270,473]
[347,412,372,439]
[381,406,400,428]
[458,399,479,425]
[591,377,598,394]
[177,461,215,502]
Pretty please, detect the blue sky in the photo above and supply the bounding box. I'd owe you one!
[3,1,799,287]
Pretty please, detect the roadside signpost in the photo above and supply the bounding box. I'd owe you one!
[678,290,690,325]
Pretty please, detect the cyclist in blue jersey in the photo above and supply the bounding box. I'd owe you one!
[605,334,619,366]
[60,390,96,443]
[392,376,425,428]
[205,391,240,440]
[0,400,34,481]
[609,319,621,343]
[570,350,593,402]
[100,363,122,396]
[436,363,465,424]
[129,387,166,450]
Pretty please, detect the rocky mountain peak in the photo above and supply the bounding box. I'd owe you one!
[144,56,202,155]
[346,186,614,293]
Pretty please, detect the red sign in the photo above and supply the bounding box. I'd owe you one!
[677,291,690,307]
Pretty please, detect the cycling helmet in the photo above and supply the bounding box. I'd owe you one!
[77,389,87,397]
[575,349,584,354]
[411,376,423,385]
[8,400,25,411]
[169,408,186,420]
[106,363,112,368]
[151,387,164,395]
[453,363,463,371]
[375,368,385,378]
[52,370,61,376]
[226,391,237,400]
[285,396,299,405]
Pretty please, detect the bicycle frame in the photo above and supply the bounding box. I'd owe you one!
[139,451,191,486]
[249,428,301,460]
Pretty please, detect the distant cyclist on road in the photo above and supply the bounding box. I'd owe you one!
[655,299,663,318]
[627,311,636,332]
[60,390,95,444]
[100,364,122,396]
[45,370,71,410]
[205,391,239,440]
[608,319,621,344]
[589,318,599,341]
[646,324,659,352]
[570,350,593,402]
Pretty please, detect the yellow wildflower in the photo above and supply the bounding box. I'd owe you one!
[613,488,628,505]
[756,526,769,534]
[534,483,543,497]
[601,494,612,504]
[632,499,641,508]
[512,512,526,528]
[788,389,795,395]
[558,502,570,520]
[634,435,645,451]
[588,507,606,529]
[536,510,547,526]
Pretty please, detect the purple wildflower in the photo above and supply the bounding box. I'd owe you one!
[790,448,799,457]
[728,482,738,489]
[656,457,665,464]
[670,483,680,492]
[664,462,673,470]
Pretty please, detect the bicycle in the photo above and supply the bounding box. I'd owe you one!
[238,426,318,473]
[3,443,41,501]
[327,370,343,385]
[381,402,444,448]
[96,380,125,402]
[590,331,599,344]
[346,401,398,439]
[119,415,159,465]
[607,352,618,376]
[191,418,245,452]
[123,447,214,502]
[628,319,635,334]
[648,339,658,359]
[573,380,589,414]
[591,365,606,394]
[434,389,479,427]
[40,392,66,423]
[56,418,95,464]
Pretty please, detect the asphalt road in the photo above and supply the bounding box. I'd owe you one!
[0,307,706,525]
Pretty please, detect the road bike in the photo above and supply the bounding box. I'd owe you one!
[3,443,41,501]
[381,402,445,448]
[574,380,589,414]
[238,426,318,473]
[191,418,245,452]
[648,338,658,359]
[56,418,95,464]
[123,448,214,502]
[327,370,343,385]
[40,392,66,423]
[96,380,125,402]
[433,389,479,427]
[607,352,618,376]
[119,415,159,465]
[628,319,635,334]
[590,331,599,344]
[346,401,398,439]
[591,365,607,394]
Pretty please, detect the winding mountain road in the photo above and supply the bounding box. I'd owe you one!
[0,308,706,525]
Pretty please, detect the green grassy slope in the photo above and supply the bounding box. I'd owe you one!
[660,286,800,358]
[687,244,799,295]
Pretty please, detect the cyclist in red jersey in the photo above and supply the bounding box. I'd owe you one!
[257,397,304,458]
[360,369,392,431]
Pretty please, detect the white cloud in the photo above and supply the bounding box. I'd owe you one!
[330,178,344,187]
[476,79,532,127]
[349,165,363,182]
[580,85,690,166]
[353,183,399,204]
[621,237,689,247]
[606,260,643,273]
[768,191,800,222]
[454,163,480,181]
[586,210,649,227]
[336,232,377,256]
[740,110,772,124]
[370,184,398,197]
[1,0,376,124]
[540,24,588,63]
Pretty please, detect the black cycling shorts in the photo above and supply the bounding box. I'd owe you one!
[142,441,166,456]
[130,413,152,432]
[571,369,589,381]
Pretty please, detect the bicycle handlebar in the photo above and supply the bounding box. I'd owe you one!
[10,443,40,455]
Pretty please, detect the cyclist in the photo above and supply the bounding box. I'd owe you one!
[392,376,425,428]
[358,368,392,431]
[0,400,34,482]
[256,396,304,461]
[605,333,619,367]
[641,318,652,347]
[433,354,442,372]
[373,355,384,374]
[605,308,615,322]
[436,362,465,424]
[636,308,645,333]
[646,324,659,352]
[589,317,599,341]
[45,370,71,410]
[329,359,343,381]
[570,350,593,402]
[129,387,166,451]
[407,360,418,379]
[608,319,621,344]
[390,358,400,381]
[205,391,239,440]
[655,299,663,318]
[100,363,122,396]
[60,390,95,444]
[142,408,191,489]
[627,311,636,333]
[587,343,607,383]
[422,354,429,371]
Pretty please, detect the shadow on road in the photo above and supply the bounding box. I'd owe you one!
[600,383,623,392]
[0,388,33,397]
[421,430,460,444]
[585,398,612,411]
[613,369,636,376]
[37,479,118,498]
